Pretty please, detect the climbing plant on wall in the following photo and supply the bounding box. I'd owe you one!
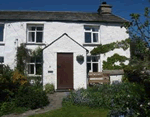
[90,38,130,70]
[16,44,42,75]
[16,43,31,74]
[103,53,129,70]
[90,38,130,55]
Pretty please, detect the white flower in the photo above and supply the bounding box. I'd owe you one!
[126,102,129,104]
[140,104,143,107]
[127,95,130,97]
[148,102,150,105]
[126,107,130,112]
[137,113,140,115]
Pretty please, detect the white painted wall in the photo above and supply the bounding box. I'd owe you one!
[0,21,129,89]
[110,75,123,84]
[43,35,87,90]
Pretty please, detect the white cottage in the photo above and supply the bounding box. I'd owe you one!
[0,2,130,90]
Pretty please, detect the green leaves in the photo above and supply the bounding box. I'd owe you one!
[144,7,150,17]
[63,83,148,116]
[130,13,140,20]
[103,53,129,70]
[90,38,130,55]
[16,44,30,75]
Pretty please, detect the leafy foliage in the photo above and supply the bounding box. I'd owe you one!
[0,65,15,103]
[16,43,31,75]
[90,38,130,55]
[16,44,43,75]
[0,101,16,116]
[44,83,54,94]
[90,38,130,70]
[123,7,150,97]
[32,47,43,58]
[12,70,28,85]
[15,85,49,109]
[63,83,149,116]
[124,7,150,44]
[103,53,129,70]
[27,76,42,89]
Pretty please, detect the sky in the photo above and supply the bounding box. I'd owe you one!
[0,0,149,21]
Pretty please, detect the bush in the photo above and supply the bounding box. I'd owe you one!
[44,83,54,94]
[0,101,15,116]
[12,70,28,85]
[63,83,149,116]
[15,85,49,109]
[0,65,14,103]
[27,76,42,88]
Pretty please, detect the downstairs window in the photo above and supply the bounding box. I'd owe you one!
[87,55,100,73]
[27,57,42,75]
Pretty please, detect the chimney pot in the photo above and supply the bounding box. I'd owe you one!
[102,2,107,4]
[97,2,112,14]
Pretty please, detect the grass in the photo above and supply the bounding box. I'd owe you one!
[30,103,108,117]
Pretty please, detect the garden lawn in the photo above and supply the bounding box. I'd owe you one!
[30,103,108,117]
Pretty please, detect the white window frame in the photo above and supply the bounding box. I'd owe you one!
[0,56,4,74]
[27,24,44,43]
[0,24,4,42]
[84,26,99,44]
[87,55,100,72]
[27,57,42,76]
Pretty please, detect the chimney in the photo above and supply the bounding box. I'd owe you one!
[97,2,112,14]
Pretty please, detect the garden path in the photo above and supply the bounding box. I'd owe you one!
[2,92,69,117]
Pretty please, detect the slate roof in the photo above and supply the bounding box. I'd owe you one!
[0,11,128,23]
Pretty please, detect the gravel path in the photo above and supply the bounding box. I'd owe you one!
[2,92,69,117]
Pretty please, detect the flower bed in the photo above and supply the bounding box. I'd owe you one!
[63,83,150,116]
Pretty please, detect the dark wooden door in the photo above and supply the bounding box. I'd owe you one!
[57,53,73,90]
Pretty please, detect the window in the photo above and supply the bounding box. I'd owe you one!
[27,57,42,75]
[27,25,43,43]
[84,26,99,43]
[0,57,4,74]
[87,56,100,73]
[0,25,4,42]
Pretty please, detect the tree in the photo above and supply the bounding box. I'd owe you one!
[124,7,150,44]
[123,7,150,96]
[124,7,150,67]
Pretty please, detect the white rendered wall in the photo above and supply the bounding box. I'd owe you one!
[43,35,87,90]
[1,21,129,87]
[110,75,123,84]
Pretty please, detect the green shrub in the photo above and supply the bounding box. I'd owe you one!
[15,85,49,109]
[44,83,54,94]
[0,65,14,103]
[27,76,42,88]
[63,83,149,116]
[0,101,15,116]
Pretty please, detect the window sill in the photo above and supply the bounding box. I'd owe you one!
[0,42,5,46]
[25,43,46,46]
[83,43,101,46]
[27,74,42,77]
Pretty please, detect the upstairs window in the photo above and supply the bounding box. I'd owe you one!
[0,57,4,74]
[27,57,42,75]
[87,56,100,73]
[0,25,4,42]
[84,26,99,43]
[27,25,43,43]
